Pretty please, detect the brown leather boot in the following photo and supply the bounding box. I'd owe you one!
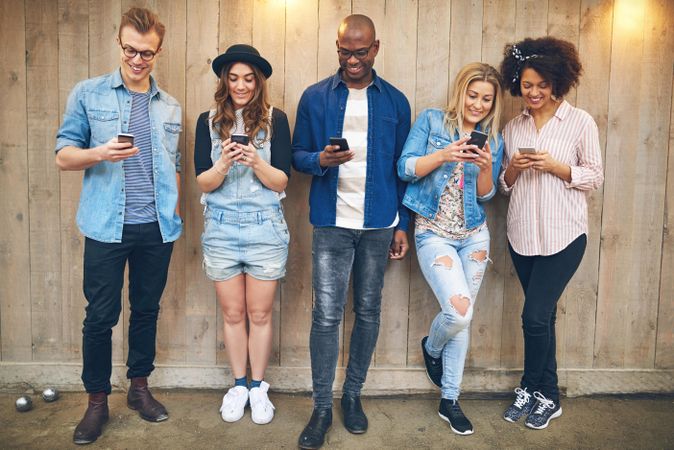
[127,377,168,422]
[73,392,109,445]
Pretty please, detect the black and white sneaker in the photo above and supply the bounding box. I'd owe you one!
[503,387,535,422]
[438,399,474,435]
[525,391,562,430]
[421,336,442,388]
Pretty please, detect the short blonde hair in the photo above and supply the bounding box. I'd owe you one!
[444,62,503,145]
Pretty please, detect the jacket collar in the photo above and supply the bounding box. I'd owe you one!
[111,68,159,98]
[331,68,382,91]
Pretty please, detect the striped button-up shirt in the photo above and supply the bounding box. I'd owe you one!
[499,100,604,256]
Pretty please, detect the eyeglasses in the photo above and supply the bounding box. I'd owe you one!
[337,43,376,60]
[120,44,157,61]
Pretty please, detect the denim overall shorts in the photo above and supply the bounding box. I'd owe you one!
[200,108,290,281]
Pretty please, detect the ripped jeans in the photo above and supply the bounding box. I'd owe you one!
[415,227,490,400]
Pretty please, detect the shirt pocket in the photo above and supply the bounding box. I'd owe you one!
[162,122,182,156]
[377,116,399,161]
[427,134,451,155]
[87,109,119,146]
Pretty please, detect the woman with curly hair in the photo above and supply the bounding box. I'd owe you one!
[498,37,604,429]
[398,62,504,435]
[194,44,291,425]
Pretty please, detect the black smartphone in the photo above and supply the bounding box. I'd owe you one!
[467,130,488,150]
[329,137,349,151]
[231,134,250,146]
[118,133,134,146]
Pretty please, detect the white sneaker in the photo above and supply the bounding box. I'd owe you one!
[249,381,275,425]
[219,386,249,422]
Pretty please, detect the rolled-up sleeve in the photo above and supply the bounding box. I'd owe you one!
[55,82,90,152]
[397,109,431,183]
[565,119,604,191]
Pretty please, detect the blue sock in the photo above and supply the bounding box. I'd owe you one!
[250,379,262,389]
[234,376,247,388]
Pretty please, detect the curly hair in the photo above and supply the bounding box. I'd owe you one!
[212,62,271,146]
[500,36,582,98]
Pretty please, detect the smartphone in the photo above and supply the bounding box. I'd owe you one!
[329,137,350,152]
[231,134,250,146]
[467,130,488,150]
[117,133,134,146]
[518,147,537,154]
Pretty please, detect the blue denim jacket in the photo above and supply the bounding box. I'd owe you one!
[55,69,182,243]
[397,108,504,229]
[292,70,411,231]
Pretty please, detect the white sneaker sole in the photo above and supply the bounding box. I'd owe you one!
[221,409,246,423]
[525,407,562,430]
[438,412,474,435]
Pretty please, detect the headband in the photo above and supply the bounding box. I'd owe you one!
[510,45,541,84]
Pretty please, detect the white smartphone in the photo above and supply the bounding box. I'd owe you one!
[518,147,537,154]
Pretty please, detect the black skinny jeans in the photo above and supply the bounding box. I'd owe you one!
[82,222,173,394]
[509,234,586,403]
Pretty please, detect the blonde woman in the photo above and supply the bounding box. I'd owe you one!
[397,63,504,435]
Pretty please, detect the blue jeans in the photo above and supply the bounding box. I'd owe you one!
[416,227,490,400]
[310,226,394,409]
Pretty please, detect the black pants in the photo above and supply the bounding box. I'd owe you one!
[509,234,586,402]
[82,222,173,394]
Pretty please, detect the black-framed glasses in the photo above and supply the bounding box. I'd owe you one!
[120,44,157,61]
[337,43,376,60]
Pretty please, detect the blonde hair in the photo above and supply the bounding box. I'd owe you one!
[444,62,503,145]
[212,62,271,145]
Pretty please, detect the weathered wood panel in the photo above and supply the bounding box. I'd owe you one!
[0,0,31,361]
[0,0,672,396]
[26,0,62,361]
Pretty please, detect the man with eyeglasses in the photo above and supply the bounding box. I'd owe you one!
[55,7,182,445]
[293,14,411,449]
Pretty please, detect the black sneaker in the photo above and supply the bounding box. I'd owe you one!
[503,387,535,423]
[421,336,442,388]
[525,392,562,430]
[438,399,474,435]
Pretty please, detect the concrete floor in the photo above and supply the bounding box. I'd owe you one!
[1,390,673,449]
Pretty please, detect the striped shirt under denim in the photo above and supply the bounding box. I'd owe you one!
[123,90,156,224]
[498,100,604,256]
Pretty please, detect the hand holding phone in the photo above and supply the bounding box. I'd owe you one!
[329,137,350,152]
[231,134,250,146]
[518,147,537,155]
[117,133,134,146]
[466,130,488,150]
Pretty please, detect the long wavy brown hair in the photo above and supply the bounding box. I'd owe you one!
[212,62,271,145]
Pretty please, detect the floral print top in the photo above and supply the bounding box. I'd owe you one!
[415,163,485,239]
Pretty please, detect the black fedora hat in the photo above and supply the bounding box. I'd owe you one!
[212,44,272,79]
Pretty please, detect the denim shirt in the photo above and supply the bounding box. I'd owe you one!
[55,69,182,243]
[397,108,504,230]
[201,109,283,213]
[292,70,411,231]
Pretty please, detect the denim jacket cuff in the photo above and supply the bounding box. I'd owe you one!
[403,157,420,182]
[477,184,496,202]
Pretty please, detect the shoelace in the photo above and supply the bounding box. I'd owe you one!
[513,387,531,409]
[221,387,246,411]
[450,400,465,416]
[532,391,555,415]
[250,390,275,411]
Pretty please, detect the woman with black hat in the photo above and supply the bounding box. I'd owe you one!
[194,44,292,425]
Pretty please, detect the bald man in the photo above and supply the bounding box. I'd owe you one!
[292,14,411,449]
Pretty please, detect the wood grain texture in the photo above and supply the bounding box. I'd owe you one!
[564,0,612,369]
[0,0,671,392]
[279,0,318,367]
[375,0,417,368]
[57,0,89,363]
[26,0,62,361]
[184,0,219,365]
[0,0,31,361]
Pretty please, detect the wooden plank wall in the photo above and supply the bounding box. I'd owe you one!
[1,0,673,394]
